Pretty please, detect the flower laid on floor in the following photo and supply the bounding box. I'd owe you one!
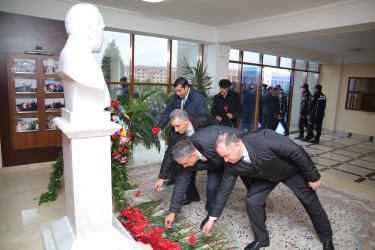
[189,234,196,245]
[118,206,181,249]
[118,200,234,250]
[135,190,141,197]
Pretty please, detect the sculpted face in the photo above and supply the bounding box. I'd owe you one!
[171,117,190,134]
[216,141,243,163]
[176,150,199,167]
[174,85,189,99]
[90,14,105,53]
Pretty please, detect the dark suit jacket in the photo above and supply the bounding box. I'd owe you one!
[169,125,246,213]
[157,87,207,129]
[158,114,217,179]
[210,129,320,217]
[261,92,279,117]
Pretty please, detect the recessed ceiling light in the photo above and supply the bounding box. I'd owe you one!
[142,0,164,2]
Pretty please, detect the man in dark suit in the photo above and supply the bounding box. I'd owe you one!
[261,87,279,130]
[164,126,251,230]
[211,79,242,127]
[154,109,217,205]
[152,77,208,184]
[203,129,334,250]
[153,77,207,132]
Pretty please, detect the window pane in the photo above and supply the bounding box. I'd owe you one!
[307,72,319,90]
[172,40,200,84]
[289,71,307,132]
[295,60,307,70]
[107,84,131,105]
[134,85,167,120]
[228,63,240,90]
[243,51,259,64]
[346,93,362,109]
[280,57,292,68]
[263,54,277,66]
[134,35,168,83]
[94,31,130,82]
[240,65,260,132]
[229,49,240,61]
[308,62,319,71]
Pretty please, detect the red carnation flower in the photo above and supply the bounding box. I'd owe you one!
[112,134,118,140]
[135,190,141,197]
[189,234,196,245]
[224,106,228,111]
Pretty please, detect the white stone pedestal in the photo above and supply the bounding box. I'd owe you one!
[42,109,140,250]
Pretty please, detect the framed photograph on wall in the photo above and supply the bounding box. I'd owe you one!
[15,98,38,113]
[43,58,58,74]
[44,79,63,93]
[45,115,58,130]
[45,98,65,112]
[14,78,37,93]
[16,117,39,132]
[13,58,36,74]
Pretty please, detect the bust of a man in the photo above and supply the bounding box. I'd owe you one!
[58,3,110,114]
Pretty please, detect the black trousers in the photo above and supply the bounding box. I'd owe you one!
[277,113,289,134]
[261,114,277,131]
[298,117,308,137]
[306,118,322,142]
[245,172,333,242]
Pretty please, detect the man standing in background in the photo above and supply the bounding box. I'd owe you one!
[295,84,312,140]
[303,84,327,144]
[275,84,289,136]
[211,79,242,127]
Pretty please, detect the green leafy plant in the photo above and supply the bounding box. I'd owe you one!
[179,57,214,107]
[37,145,64,205]
[121,89,162,152]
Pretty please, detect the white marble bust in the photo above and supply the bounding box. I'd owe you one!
[58,3,110,114]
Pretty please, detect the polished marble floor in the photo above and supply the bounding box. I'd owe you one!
[0,132,374,249]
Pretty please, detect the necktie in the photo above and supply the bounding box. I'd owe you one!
[240,156,252,166]
[181,98,186,109]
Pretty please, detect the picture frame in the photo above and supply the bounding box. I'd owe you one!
[15,98,38,113]
[43,58,59,74]
[16,117,39,132]
[44,79,63,93]
[14,78,37,93]
[45,115,58,130]
[45,98,65,112]
[13,57,37,74]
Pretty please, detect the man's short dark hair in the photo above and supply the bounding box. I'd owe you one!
[219,79,231,88]
[267,86,274,91]
[174,77,189,88]
[173,140,196,162]
[274,86,281,91]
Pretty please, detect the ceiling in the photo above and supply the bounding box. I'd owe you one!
[74,0,375,63]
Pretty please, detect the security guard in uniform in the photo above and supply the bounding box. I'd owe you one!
[303,84,327,144]
[295,83,312,140]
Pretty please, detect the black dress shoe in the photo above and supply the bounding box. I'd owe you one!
[301,138,311,142]
[295,136,303,140]
[244,239,270,250]
[182,197,200,205]
[199,216,209,230]
[322,241,334,250]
